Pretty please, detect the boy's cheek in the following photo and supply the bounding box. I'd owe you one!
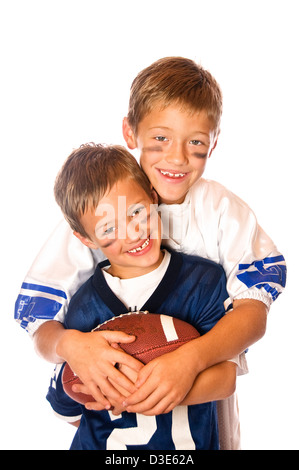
[139,150,160,167]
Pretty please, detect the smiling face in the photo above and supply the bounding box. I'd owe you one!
[123,104,219,204]
[74,177,163,279]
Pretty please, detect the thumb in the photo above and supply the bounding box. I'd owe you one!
[135,361,155,388]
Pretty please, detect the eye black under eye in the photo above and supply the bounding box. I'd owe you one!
[193,152,208,159]
[101,239,116,248]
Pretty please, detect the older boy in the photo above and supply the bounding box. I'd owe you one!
[47,143,240,450]
[15,57,286,449]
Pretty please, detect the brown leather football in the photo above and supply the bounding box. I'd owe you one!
[62,311,200,405]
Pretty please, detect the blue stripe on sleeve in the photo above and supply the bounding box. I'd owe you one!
[237,255,287,301]
[238,255,285,270]
[14,294,64,330]
[21,282,67,299]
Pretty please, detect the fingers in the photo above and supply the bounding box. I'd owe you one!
[114,349,144,374]
[84,401,109,411]
[94,330,144,372]
[71,353,143,405]
[107,367,139,395]
[72,382,111,409]
[65,329,146,408]
[122,373,160,412]
[72,362,140,407]
[72,377,129,410]
[84,397,126,415]
[121,359,184,415]
[99,330,136,345]
[124,388,177,416]
[133,360,154,388]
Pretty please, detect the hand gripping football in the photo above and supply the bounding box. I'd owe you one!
[62,311,200,404]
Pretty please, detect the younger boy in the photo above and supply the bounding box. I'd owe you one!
[47,143,241,450]
[15,57,286,448]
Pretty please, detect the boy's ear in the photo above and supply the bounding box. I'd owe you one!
[122,117,137,150]
[208,131,220,158]
[73,231,98,250]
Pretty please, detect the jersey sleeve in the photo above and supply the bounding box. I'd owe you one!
[228,352,248,376]
[14,219,105,336]
[198,181,287,309]
[218,191,286,308]
[46,363,82,423]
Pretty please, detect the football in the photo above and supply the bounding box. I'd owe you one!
[62,311,200,405]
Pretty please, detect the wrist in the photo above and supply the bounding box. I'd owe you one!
[182,338,208,375]
[56,328,81,362]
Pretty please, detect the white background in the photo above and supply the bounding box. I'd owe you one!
[1,0,298,450]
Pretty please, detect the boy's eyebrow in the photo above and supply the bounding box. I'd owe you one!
[96,199,150,228]
[96,218,115,230]
[128,199,151,212]
[148,126,210,137]
[148,126,171,131]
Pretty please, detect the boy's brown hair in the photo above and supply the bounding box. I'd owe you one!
[54,143,152,239]
[127,56,223,135]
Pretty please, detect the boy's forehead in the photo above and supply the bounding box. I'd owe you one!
[97,178,150,207]
[137,103,216,135]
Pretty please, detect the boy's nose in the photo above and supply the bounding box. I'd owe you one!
[125,221,143,243]
[165,143,187,166]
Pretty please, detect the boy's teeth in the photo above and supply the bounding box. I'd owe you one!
[128,238,150,253]
[160,170,185,178]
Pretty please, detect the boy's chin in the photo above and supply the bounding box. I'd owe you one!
[128,245,163,269]
[158,189,188,205]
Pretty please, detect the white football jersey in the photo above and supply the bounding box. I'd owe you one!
[15,178,286,336]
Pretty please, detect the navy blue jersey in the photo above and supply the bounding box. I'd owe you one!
[47,249,230,450]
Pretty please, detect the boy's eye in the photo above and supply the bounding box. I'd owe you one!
[104,226,116,234]
[155,136,168,142]
[189,140,203,146]
[99,226,116,239]
[129,205,146,218]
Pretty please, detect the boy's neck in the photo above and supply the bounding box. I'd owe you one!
[106,250,165,279]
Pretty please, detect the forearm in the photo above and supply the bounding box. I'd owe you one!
[180,361,237,406]
[70,419,81,428]
[33,320,72,363]
[193,299,267,373]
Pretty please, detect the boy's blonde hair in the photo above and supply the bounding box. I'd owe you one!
[127,56,223,135]
[54,143,152,239]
